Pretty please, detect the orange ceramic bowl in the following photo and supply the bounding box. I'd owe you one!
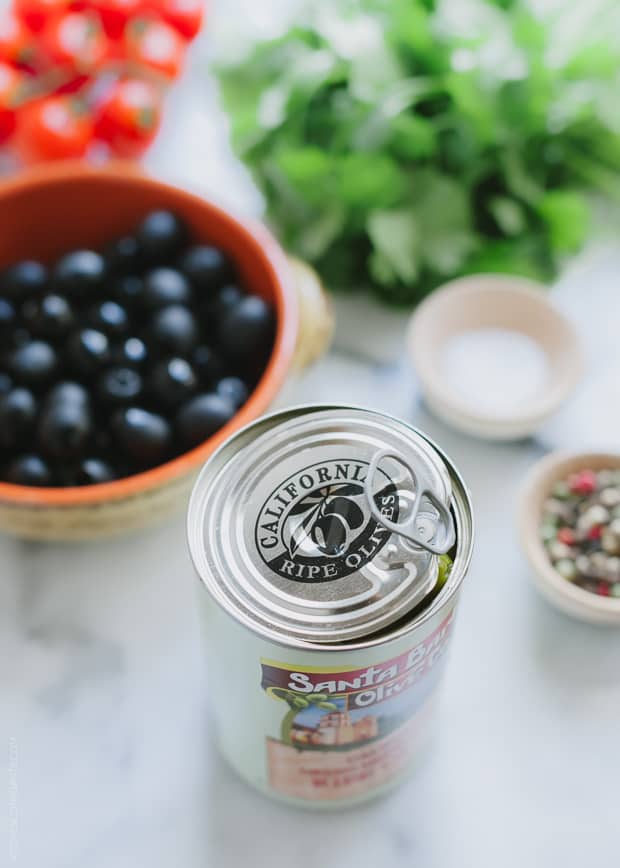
[0,163,298,540]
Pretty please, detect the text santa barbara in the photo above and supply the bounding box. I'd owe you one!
[261,612,454,710]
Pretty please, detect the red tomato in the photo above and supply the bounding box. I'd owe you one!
[124,16,185,80]
[160,0,204,40]
[14,94,93,162]
[95,76,162,157]
[91,0,142,39]
[52,72,89,95]
[43,10,110,74]
[14,0,72,33]
[0,11,37,67]
[0,62,28,143]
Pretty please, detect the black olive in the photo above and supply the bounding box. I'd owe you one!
[53,250,105,300]
[104,235,142,275]
[143,268,192,310]
[179,245,234,292]
[216,376,249,409]
[46,381,90,407]
[136,210,188,265]
[191,345,223,386]
[176,393,236,450]
[2,260,47,301]
[9,340,58,388]
[38,402,92,459]
[98,367,143,407]
[73,458,117,485]
[218,295,275,360]
[0,297,17,337]
[112,336,149,370]
[5,454,52,486]
[66,329,110,377]
[0,372,12,395]
[149,305,198,356]
[149,357,197,408]
[0,388,37,448]
[112,406,172,464]
[88,300,130,337]
[111,275,144,310]
[23,294,75,341]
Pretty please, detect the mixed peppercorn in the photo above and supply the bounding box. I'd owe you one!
[0,209,275,487]
[541,469,620,598]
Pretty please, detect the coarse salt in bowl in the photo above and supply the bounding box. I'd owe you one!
[407,274,583,440]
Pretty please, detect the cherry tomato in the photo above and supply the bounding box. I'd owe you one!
[95,0,143,39]
[52,72,89,95]
[14,94,93,162]
[0,11,37,67]
[95,76,162,157]
[159,0,204,40]
[14,0,71,33]
[0,62,28,143]
[124,16,185,80]
[43,10,110,74]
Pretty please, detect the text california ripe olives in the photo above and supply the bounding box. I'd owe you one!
[0,208,275,488]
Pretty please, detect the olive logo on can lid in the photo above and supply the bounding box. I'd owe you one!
[255,458,399,583]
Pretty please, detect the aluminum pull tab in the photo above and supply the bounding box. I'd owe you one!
[364,449,455,555]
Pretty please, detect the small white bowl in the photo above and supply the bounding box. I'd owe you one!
[407,274,583,439]
[519,451,620,626]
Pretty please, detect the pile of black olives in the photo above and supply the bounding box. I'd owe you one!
[0,210,275,487]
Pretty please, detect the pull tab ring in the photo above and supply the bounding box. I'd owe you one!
[364,449,455,555]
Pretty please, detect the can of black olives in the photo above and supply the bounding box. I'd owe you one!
[187,405,474,807]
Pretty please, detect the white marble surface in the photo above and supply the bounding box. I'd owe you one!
[3,295,620,868]
[3,3,620,865]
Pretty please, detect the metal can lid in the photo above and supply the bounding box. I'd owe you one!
[188,406,455,644]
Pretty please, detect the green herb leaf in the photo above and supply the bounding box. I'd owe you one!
[367,209,419,284]
[537,190,589,253]
[216,0,620,305]
[410,170,476,274]
[336,152,403,211]
[388,113,437,160]
[488,196,527,236]
[299,207,347,259]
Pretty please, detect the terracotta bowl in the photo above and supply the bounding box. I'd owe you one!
[0,163,328,541]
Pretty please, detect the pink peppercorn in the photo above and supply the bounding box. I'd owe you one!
[569,470,597,496]
[588,525,603,541]
[557,527,576,545]
[597,582,611,597]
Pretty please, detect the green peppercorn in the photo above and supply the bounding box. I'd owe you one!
[552,481,571,500]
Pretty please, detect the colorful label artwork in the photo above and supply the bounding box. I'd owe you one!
[261,611,455,801]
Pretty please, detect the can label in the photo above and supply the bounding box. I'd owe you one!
[260,610,455,801]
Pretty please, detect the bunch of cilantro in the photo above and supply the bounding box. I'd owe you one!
[217,0,620,304]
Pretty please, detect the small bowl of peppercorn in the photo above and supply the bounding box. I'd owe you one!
[0,163,332,540]
[519,451,620,626]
